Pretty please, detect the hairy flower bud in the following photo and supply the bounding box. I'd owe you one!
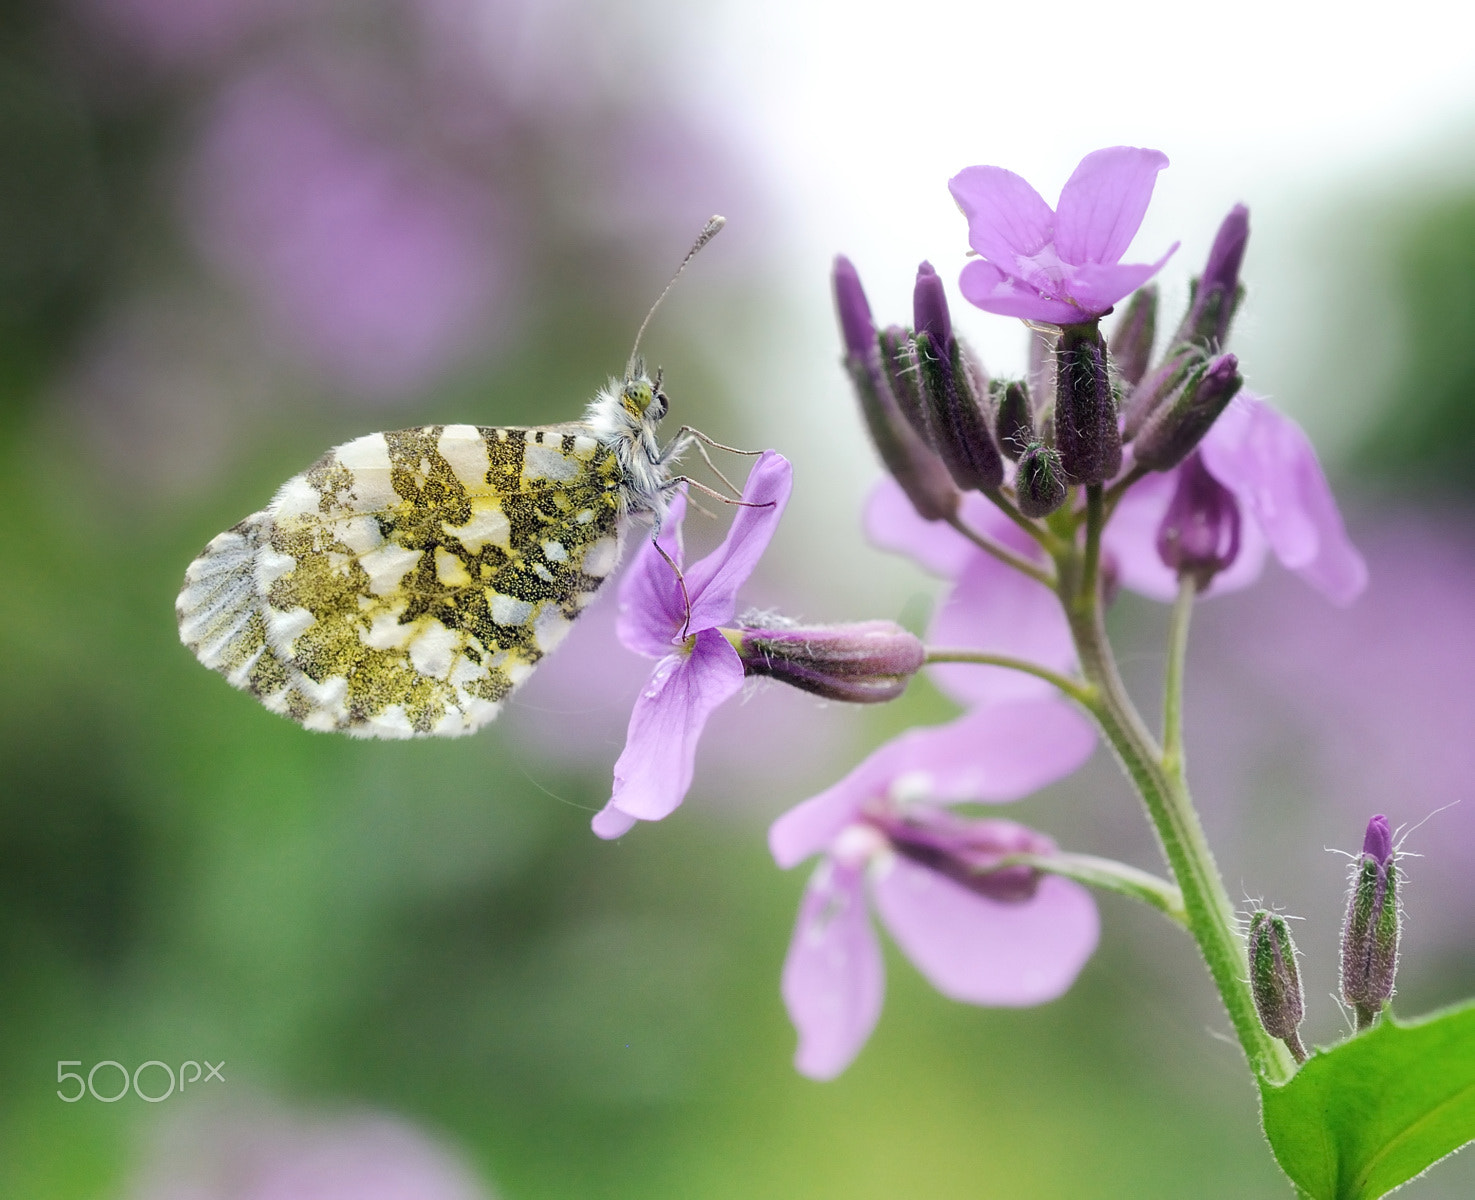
[878,325,930,443]
[1054,324,1121,484]
[1175,204,1249,350]
[1121,348,1196,442]
[1132,353,1243,471]
[1109,285,1158,388]
[1248,910,1307,1062]
[993,380,1034,461]
[735,617,925,703]
[1342,813,1401,1030]
[1015,444,1067,518]
[1156,453,1242,590]
[913,263,1005,492]
[833,257,959,521]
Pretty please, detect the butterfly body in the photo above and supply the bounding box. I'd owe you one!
[177,374,678,738]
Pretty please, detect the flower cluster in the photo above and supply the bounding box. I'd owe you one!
[590,146,1373,1084]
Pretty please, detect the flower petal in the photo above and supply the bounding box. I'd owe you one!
[682,450,793,632]
[927,552,1077,706]
[1199,395,1367,604]
[1063,244,1178,316]
[959,260,1084,325]
[595,630,744,835]
[770,772,871,869]
[1104,463,1268,602]
[782,861,885,1080]
[864,478,1016,579]
[1054,147,1170,267]
[616,489,689,656]
[871,859,1098,1005]
[948,165,1056,273]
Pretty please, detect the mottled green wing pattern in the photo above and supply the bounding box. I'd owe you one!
[177,423,626,738]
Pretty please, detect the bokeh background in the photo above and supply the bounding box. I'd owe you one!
[3,0,1475,1195]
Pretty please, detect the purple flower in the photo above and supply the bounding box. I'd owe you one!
[591,450,793,839]
[769,699,1100,1079]
[1108,393,1368,604]
[865,481,1078,705]
[949,147,1178,325]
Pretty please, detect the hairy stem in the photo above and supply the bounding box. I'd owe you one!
[1062,490,1296,1084]
[1163,575,1195,776]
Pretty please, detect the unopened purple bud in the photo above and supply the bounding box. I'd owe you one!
[1014,443,1067,518]
[879,811,1055,903]
[832,257,959,522]
[1121,348,1195,442]
[1109,285,1158,388]
[993,380,1033,460]
[878,325,931,444]
[1248,910,1306,1062]
[1054,324,1121,484]
[736,618,925,703]
[912,261,952,351]
[1176,204,1249,350]
[1342,813,1400,1029]
[1155,452,1242,590]
[1132,353,1243,471]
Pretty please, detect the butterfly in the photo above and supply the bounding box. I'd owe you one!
[176,219,724,739]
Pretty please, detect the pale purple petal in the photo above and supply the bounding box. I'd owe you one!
[597,631,744,834]
[590,804,638,839]
[616,490,689,656]
[1064,245,1178,315]
[871,859,1098,1005]
[682,450,793,632]
[1054,147,1170,267]
[1104,466,1268,601]
[865,480,1009,578]
[927,553,1077,706]
[959,260,1084,325]
[948,166,1056,274]
[782,861,885,1080]
[770,775,871,869]
[1199,396,1368,604]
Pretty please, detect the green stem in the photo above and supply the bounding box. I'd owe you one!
[946,514,1056,590]
[923,647,1095,706]
[1063,489,1296,1084]
[988,852,1187,927]
[982,487,1070,557]
[1163,575,1195,777]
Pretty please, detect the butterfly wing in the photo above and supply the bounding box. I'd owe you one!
[177,423,626,737]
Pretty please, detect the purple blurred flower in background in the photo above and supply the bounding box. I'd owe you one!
[865,480,1078,705]
[188,64,507,400]
[949,147,1177,325]
[770,699,1099,1078]
[592,451,793,839]
[1107,392,1367,604]
[128,1105,493,1200]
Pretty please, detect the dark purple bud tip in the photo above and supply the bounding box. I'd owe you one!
[1204,204,1250,298]
[1156,452,1242,591]
[1054,324,1121,484]
[1363,814,1393,864]
[1177,205,1250,350]
[1132,352,1243,471]
[736,618,926,703]
[913,260,953,351]
[1248,910,1306,1060]
[833,255,876,361]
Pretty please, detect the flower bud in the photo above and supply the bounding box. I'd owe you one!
[833,257,959,521]
[879,810,1054,903]
[1248,910,1307,1062]
[878,325,931,443]
[1342,814,1400,1029]
[735,617,925,703]
[1156,452,1241,590]
[1014,444,1067,518]
[1132,353,1243,471]
[1121,347,1196,442]
[1054,324,1121,484]
[1175,204,1248,350]
[1109,285,1158,388]
[993,380,1033,460]
[913,263,1005,492]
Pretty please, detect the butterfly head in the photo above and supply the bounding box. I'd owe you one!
[620,366,669,424]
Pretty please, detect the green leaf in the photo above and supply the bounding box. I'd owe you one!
[1259,1000,1475,1198]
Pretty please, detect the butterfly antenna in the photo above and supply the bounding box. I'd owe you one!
[626,215,726,380]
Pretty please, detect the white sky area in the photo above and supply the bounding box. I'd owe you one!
[645,0,1475,603]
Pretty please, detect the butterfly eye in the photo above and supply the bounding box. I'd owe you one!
[649,390,669,421]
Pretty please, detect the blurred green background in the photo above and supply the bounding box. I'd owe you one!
[3,0,1475,1196]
